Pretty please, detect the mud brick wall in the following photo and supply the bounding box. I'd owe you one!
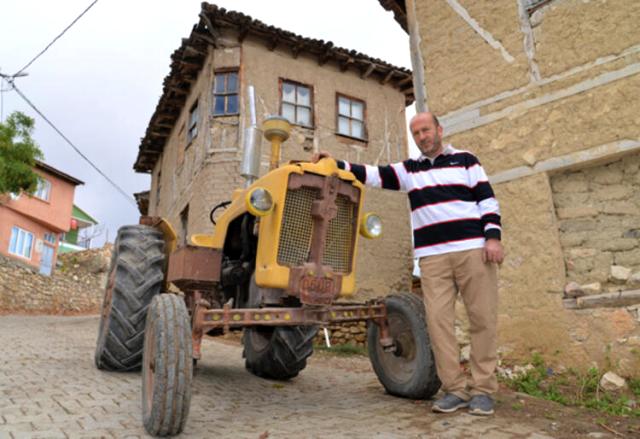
[552,154,640,292]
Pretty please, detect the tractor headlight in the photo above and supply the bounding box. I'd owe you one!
[360,213,382,239]
[246,187,274,216]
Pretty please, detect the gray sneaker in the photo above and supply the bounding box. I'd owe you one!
[432,393,469,413]
[469,394,495,415]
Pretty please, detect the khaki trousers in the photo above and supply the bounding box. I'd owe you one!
[419,248,498,399]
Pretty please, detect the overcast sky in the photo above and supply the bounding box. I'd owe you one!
[0,0,413,246]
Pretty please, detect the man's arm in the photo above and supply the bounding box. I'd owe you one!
[467,156,504,264]
[312,151,409,192]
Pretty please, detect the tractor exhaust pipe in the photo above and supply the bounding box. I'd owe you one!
[241,85,261,188]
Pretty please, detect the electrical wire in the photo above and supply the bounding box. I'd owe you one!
[6,78,137,207]
[14,0,99,76]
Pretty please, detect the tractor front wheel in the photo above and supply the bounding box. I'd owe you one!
[368,293,441,399]
[142,294,193,437]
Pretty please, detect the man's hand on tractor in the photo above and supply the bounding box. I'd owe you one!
[311,151,332,163]
[483,239,504,265]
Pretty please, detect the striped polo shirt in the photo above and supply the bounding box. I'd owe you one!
[337,145,502,258]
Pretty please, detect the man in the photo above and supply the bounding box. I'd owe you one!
[313,112,504,416]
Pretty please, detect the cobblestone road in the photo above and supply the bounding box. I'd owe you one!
[0,315,563,438]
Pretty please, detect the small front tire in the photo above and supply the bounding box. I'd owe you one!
[142,294,193,437]
[368,293,441,399]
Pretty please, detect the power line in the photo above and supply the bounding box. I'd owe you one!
[15,0,99,76]
[5,78,137,207]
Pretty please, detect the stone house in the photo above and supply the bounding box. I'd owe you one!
[0,161,83,275]
[134,3,416,297]
[380,0,640,374]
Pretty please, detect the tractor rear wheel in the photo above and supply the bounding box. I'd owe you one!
[242,275,317,380]
[368,292,441,399]
[94,225,165,371]
[142,294,193,437]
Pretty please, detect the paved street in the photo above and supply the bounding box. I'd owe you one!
[0,315,564,438]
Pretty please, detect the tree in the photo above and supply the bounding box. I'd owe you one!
[0,111,44,195]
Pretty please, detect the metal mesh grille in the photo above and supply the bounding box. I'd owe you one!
[323,194,357,273]
[277,186,318,267]
[277,180,358,274]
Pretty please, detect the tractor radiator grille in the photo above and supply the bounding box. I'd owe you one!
[277,184,357,274]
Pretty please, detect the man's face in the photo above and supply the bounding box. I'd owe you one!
[411,114,443,158]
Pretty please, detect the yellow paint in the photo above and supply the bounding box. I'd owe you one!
[196,158,364,297]
[284,313,291,321]
[233,314,241,321]
[245,187,274,217]
[190,233,216,247]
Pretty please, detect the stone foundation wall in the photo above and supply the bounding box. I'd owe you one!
[0,246,111,313]
[552,154,640,293]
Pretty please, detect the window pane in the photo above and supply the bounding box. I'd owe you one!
[338,97,350,116]
[215,74,225,93]
[297,86,310,106]
[352,121,364,139]
[24,233,33,258]
[283,82,295,103]
[297,107,311,126]
[9,227,18,253]
[338,116,350,135]
[190,106,198,126]
[351,102,364,121]
[227,94,238,114]
[227,72,238,92]
[282,103,295,123]
[15,230,24,255]
[214,96,225,114]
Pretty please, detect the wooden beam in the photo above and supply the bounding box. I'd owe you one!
[340,57,354,72]
[237,25,250,42]
[576,289,640,309]
[199,12,219,47]
[267,36,279,51]
[192,30,216,46]
[381,69,395,84]
[291,43,304,59]
[184,45,206,57]
[361,62,376,79]
[397,75,413,86]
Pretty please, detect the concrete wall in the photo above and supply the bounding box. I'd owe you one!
[149,34,413,298]
[410,0,640,373]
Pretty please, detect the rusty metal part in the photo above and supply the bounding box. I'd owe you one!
[192,302,387,333]
[283,172,358,304]
[191,292,208,360]
[167,246,222,291]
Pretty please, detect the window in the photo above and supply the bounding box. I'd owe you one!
[8,226,34,259]
[187,101,199,144]
[44,232,57,244]
[281,80,313,127]
[213,71,239,116]
[33,178,51,201]
[337,95,366,140]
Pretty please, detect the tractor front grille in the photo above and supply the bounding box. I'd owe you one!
[277,178,358,274]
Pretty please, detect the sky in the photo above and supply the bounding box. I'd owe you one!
[0,0,414,246]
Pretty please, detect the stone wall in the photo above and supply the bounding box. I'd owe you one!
[552,154,640,292]
[0,246,111,314]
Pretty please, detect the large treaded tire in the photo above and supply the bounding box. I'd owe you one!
[368,292,441,399]
[243,325,317,380]
[94,225,165,371]
[142,294,193,437]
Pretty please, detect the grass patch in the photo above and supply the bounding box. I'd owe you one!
[314,343,367,356]
[502,354,640,417]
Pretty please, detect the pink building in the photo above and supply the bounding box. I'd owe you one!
[0,161,83,275]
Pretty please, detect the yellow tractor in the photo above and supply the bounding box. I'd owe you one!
[94,115,440,436]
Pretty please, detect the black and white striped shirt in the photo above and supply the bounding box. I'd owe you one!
[337,145,502,258]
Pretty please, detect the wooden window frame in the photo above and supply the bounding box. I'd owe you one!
[279,78,314,129]
[212,69,239,117]
[187,100,199,145]
[335,93,368,142]
[177,123,186,167]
